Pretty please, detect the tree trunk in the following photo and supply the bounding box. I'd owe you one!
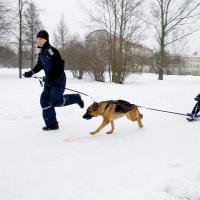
[159,43,164,80]
[18,0,22,79]
[158,0,164,80]
[31,30,34,69]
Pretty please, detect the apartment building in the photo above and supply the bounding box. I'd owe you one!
[182,55,200,75]
[85,29,153,57]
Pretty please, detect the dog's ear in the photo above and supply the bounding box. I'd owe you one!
[92,102,99,111]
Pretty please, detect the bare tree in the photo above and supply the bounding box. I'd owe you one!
[65,34,87,79]
[0,46,17,67]
[87,0,145,83]
[86,46,107,82]
[128,53,150,74]
[148,0,200,80]
[15,0,28,78]
[149,51,185,75]
[24,1,43,69]
[53,15,69,58]
[0,0,12,44]
[165,54,185,75]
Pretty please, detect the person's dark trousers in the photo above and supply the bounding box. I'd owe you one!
[191,102,200,118]
[40,83,82,126]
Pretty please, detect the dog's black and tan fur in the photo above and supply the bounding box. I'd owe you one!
[83,100,143,135]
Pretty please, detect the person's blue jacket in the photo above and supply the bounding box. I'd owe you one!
[32,41,66,86]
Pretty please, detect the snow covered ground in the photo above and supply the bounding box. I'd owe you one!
[0,68,200,200]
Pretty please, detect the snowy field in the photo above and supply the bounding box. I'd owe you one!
[0,68,200,200]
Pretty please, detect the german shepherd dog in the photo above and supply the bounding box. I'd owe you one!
[83,100,143,135]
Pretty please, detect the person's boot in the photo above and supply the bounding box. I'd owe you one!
[77,94,84,108]
[186,113,197,121]
[42,122,59,131]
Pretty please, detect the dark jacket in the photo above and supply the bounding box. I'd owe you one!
[32,41,65,83]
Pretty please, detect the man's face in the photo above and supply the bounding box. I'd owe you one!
[36,37,47,47]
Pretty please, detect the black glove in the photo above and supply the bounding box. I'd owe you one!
[194,94,200,102]
[23,71,33,78]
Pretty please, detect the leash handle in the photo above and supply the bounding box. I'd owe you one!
[33,76,43,87]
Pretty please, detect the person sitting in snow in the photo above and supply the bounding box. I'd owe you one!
[187,93,200,120]
[23,30,84,131]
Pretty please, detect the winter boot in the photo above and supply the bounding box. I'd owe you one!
[77,94,84,108]
[42,122,59,131]
[186,117,197,121]
[186,113,197,121]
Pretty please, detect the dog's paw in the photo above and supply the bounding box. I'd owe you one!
[90,131,96,135]
[106,131,113,134]
[139,124,143,128]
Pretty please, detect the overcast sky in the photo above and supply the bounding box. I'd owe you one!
[33,0,200,55]
[34,0,91,39]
